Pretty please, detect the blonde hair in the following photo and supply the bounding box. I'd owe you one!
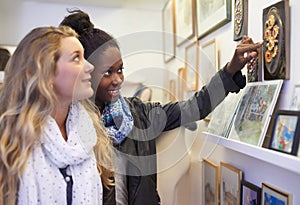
[0,26,114,204]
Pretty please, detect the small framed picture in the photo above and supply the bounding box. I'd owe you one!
[185,40,199,91]
[202,159,219,205]
[261,183,292,205]
[290,84,300,110]
[241,180,261,205]
[220,162,242,205]
[269,110,300,155]
[177,67,185,100]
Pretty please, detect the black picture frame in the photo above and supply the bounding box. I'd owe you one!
[241,180,261,205]
[269,110,300,156]
[233,0,248,41]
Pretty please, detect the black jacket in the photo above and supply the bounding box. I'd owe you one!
[104,68,245,205]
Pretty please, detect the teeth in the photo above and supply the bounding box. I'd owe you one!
[109,90,119,96]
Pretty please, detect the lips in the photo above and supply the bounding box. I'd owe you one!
[108,89,120,97]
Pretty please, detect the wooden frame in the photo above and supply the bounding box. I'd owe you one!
[169,79,176,101]
[220,162,242,205]
[196,0,231,39]
[199,38,219,86]
[261,183,291,205]
[185,40,199,91]
[233,0,248,41]
[290,84,300,110]
[269,110,300,156]
[227,80,283,146]
[263,0,290,80]
[202,159,219,205]
[162,0,176,63]
[177,67,185,100]
[174,0,196,46]
[241,180,261,205]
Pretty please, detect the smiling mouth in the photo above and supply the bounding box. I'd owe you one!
[108,89,119,97]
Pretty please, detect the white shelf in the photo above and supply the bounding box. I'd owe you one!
[202,131,300,175]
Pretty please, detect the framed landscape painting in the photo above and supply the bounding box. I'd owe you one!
[202,159,219,205]
[227,80,283,146]
[197,0,231,39]
[220,162,242,205]
[162,0,176,63]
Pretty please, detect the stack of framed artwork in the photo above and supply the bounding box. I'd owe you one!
[202,159,292,205]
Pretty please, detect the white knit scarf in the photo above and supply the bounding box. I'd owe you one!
[18,103,103,205]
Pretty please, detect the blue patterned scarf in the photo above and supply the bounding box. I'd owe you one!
[101,95,134,145]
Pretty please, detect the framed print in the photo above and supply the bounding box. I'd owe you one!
[227,80,283,146]
[199,38,219,85]
[207,92,242,138]
[175,0,196,46]
[241,180,261,205]
[233,0,248,41]
[162,0,176,63]
[263,0,290,80]
[269,110,300,156]
[177,67,185,100]
[220,162,242,205]
[202,159,219,205]
[169,79,176,101]
[185,40,199,91]
[197,0,231,39]
[290,84,300,110]
[261,183,292,205]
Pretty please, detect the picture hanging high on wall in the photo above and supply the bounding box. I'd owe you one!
[263,0,290,80]
[196,0,231,39]
[185,40,199,91]
[227,80,283,146]
[162,0,176,63]
[174,0,196,46]
[233,0,248,41]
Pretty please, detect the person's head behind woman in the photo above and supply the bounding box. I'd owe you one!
[0,26,113,204]
[60,9,125,109]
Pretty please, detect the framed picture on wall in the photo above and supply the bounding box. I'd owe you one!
[199,38,219,85]
[241,180,261,205]
[269,110,300,156]
[202,159,219,205]
[162,0,176,63]
[227,80,283,146]
[185,40,199,91]
[261,183,292,205]
[174,0,196,46]
[290,84,300,110]
[233,0,248,41]
[263,0,290,80]
[196,0,231,39]
[169,79,176,101]
[220,162,242,205]
[177,67,185,100]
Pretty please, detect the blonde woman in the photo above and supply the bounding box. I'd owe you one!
[0,26,114,204]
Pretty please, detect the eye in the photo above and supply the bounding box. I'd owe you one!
[118,66,124,73]
[103,70,111,76]
[73,55,80,62]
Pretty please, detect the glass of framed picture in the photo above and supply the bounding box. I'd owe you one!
[241,180,261,205]
[197,0,231,39]
[162,0,176,63]
[174,0,196,46]
[290,84,300,110]
[177,67,185,100]
[220,162,242,205]
[269,110,300,156]
[227,80,283,146]
[185,40,199,91]
[202,159,219,205]
[261,183,292,205]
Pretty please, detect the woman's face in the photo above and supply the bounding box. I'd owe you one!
[93,46,124,105]
[53,37,94,104]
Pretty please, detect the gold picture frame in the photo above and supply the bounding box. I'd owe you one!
[185,40,199,91]
[202,158,219,205]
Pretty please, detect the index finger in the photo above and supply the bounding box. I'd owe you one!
[238,42,263,53]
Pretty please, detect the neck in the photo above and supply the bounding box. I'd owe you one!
[51,103,70,141]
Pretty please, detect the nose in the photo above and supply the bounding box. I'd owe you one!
[84,60,94,73]
[111,73,123,85]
